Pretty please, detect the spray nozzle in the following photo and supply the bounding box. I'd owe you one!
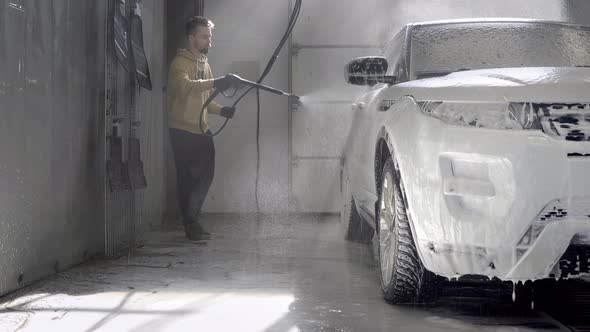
[228,75,301,110]
[230,75,298,98]
[289,95,302,112]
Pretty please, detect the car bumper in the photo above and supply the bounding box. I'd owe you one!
[391,108,590,280]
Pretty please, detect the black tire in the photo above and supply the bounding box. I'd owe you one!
[513,280,535,313]
[377,157,438,304]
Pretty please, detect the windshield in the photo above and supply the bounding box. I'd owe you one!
[410,22,590,79]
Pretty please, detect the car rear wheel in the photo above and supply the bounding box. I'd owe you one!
[377,157,437,303]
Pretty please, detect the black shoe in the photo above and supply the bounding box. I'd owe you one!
[184,222,211,241]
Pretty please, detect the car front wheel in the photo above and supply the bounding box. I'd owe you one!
[377,157,437,303]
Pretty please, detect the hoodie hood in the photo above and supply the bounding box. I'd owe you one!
[177,49,208,63]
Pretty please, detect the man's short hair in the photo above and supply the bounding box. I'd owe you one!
[186,16,214,37]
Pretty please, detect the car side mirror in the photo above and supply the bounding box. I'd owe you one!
[345,56,396,86]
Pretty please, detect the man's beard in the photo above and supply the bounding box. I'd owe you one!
[200,47,209,55]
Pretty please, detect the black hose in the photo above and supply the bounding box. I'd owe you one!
[230,0,302,108]
[200,0,302,136]
[255,88,261,212]
[199,89,230,136]
[199,0,303,213]
[252,0,301,212]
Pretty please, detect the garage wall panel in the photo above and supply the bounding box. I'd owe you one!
[202,0,291,214]
[0,0,167,296]
[0,0,106,297]
[564,0,590,25]
[134,0,167,233]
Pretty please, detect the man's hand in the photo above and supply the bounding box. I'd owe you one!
[213,74,242,91]
[219,106,236,119]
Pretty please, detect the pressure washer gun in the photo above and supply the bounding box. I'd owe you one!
[201,74,301,135]
[232,75,302,112]
[234,76,299,99]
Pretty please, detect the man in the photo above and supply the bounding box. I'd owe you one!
[167,16,239,241]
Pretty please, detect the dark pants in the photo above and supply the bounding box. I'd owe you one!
[169,128,215,226]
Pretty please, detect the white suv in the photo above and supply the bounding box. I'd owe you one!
[341,19,590,303]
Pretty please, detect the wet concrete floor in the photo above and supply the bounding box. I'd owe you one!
[0,214,577,331]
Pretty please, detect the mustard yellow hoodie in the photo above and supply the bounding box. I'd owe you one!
[167,49,223,134]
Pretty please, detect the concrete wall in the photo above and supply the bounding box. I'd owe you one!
[135,0,167,232]
[0,0,168,296]
[0,0,106,296]
[564,0,590,25]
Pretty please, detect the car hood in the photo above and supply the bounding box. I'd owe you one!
[386,67,590,103]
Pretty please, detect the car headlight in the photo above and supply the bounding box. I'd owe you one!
[419,102,542,130]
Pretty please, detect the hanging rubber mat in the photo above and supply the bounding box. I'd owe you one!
[107,123,131,192]
[130,2,152,90]
[128,124,147,190]
[113,0,130,71]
